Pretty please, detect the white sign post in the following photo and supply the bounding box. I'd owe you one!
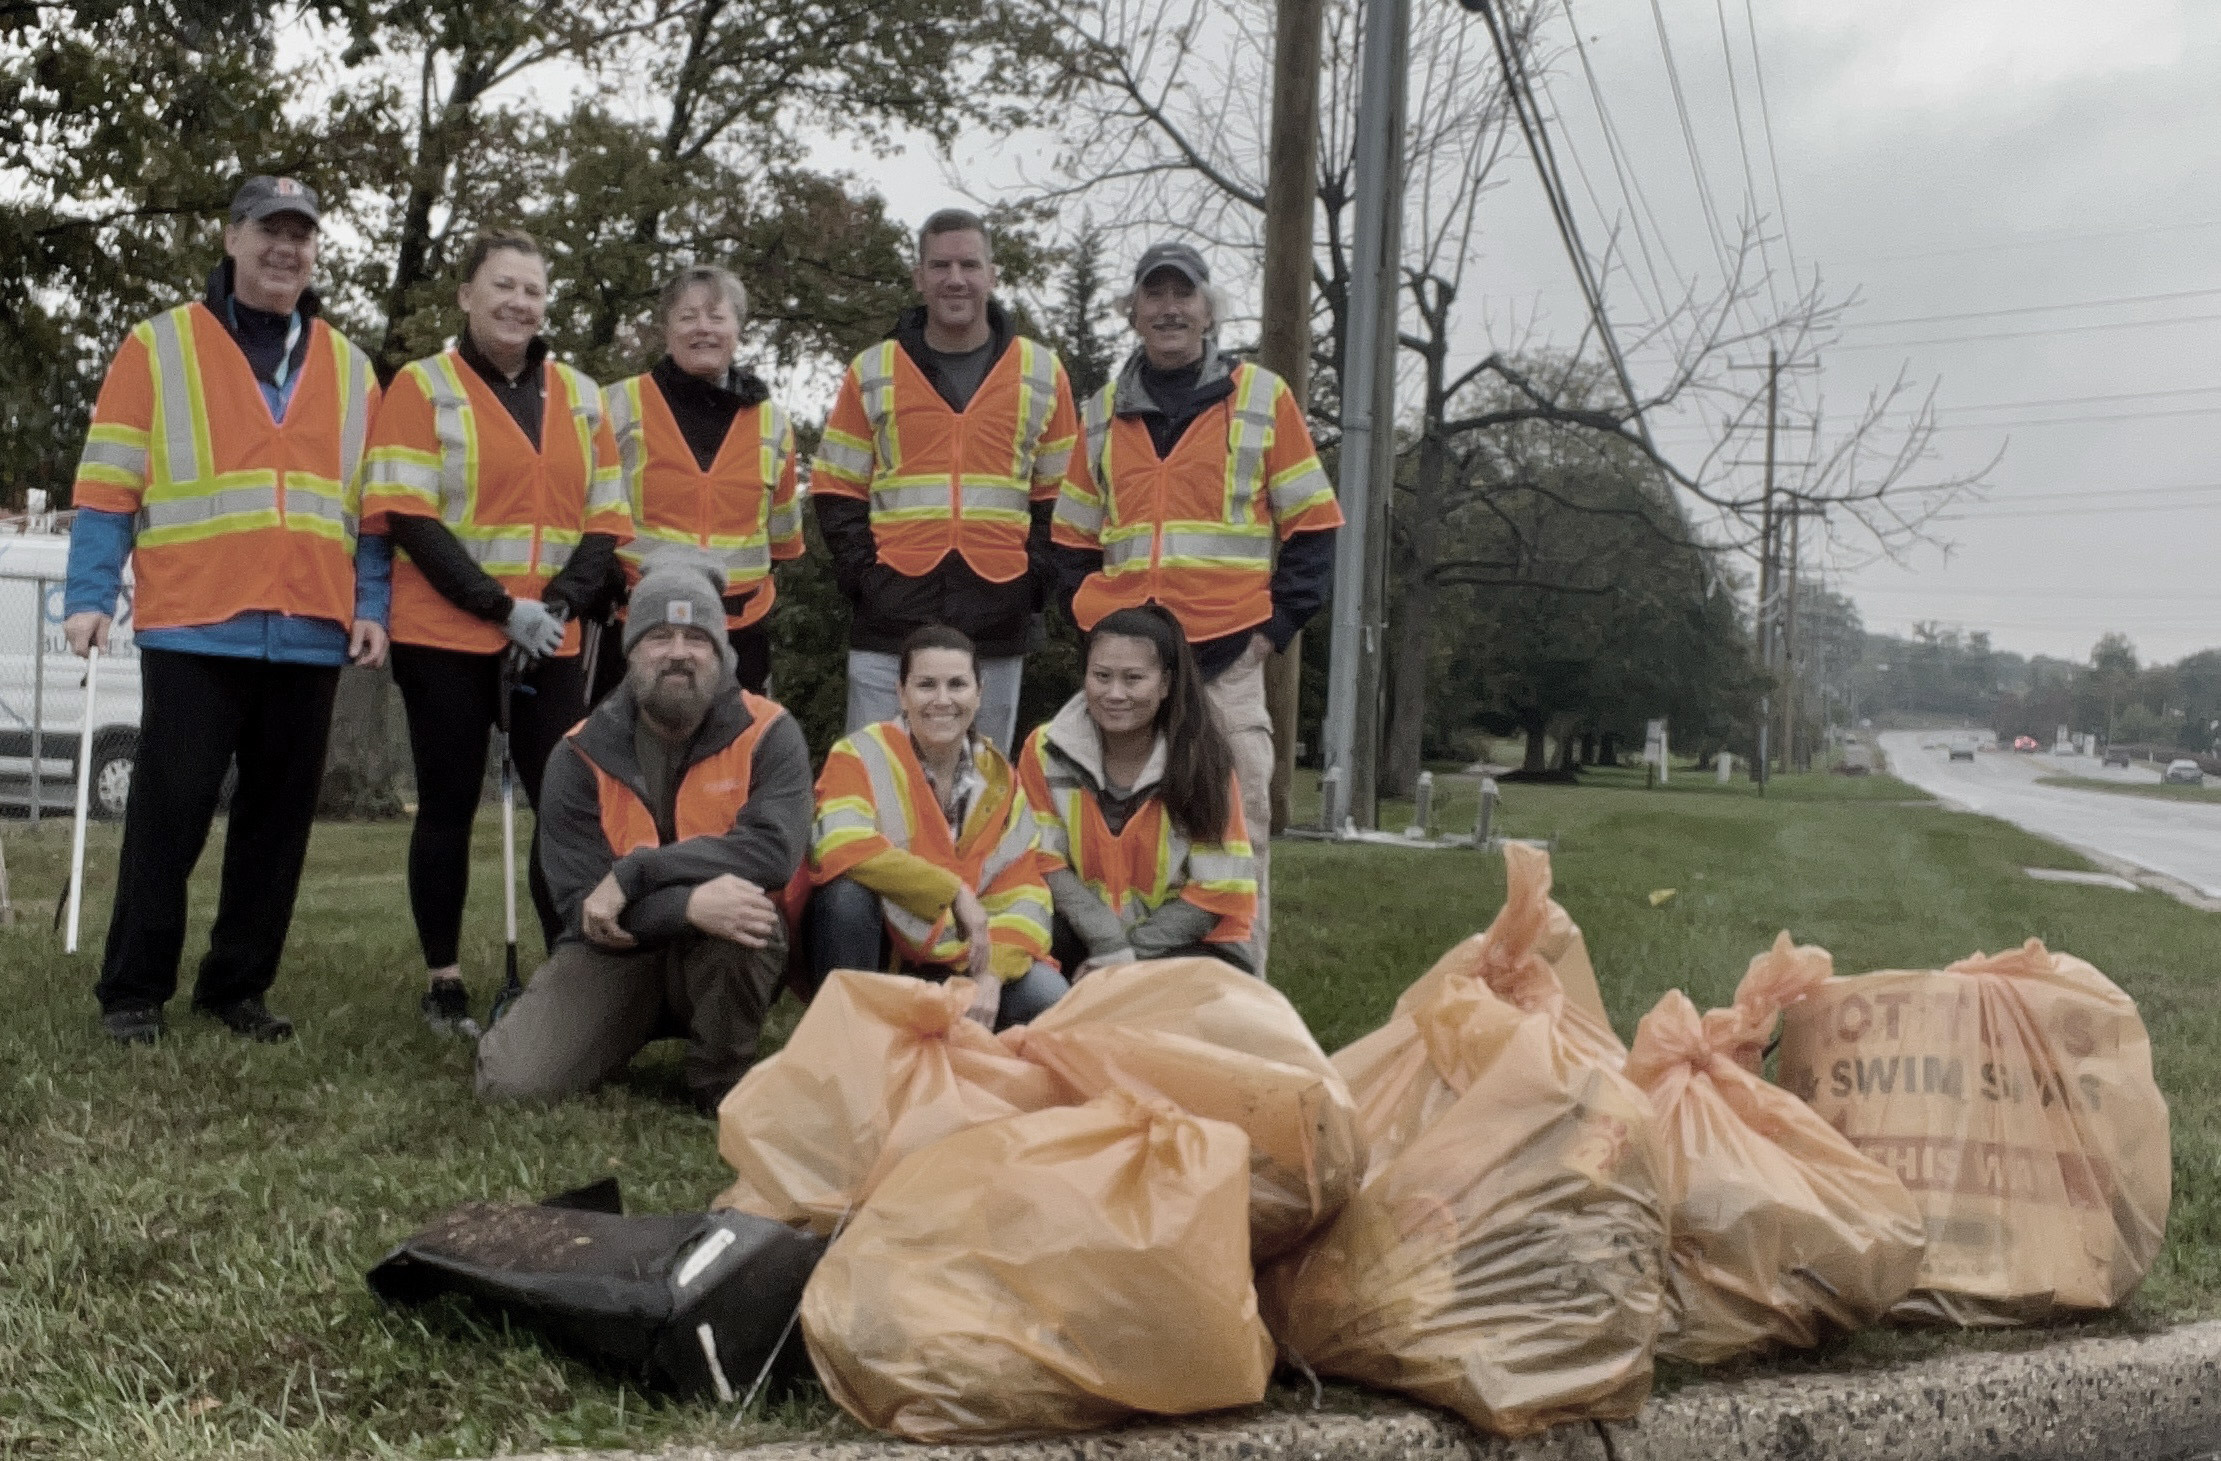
[1643,719,1669,785]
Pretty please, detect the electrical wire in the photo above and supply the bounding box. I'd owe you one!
[1843,286,2221,331]
[1558,0,1682,313]
[1921,405,2221,432]
[1709,0,1780,315]
[1740,0,1800,285]
[1832,311,2221,352]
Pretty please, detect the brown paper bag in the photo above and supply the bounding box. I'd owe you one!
[713,970,1069,1232]
[1626,935,1926,1363]
[1001,956,1365,1259]
[801,1090,1275,1441]
[1335,841,1627,1179]
[1776,939,2171,1326]
[1262,1001,1667,1437]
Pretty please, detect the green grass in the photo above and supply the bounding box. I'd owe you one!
[2038,774,2221,803]
[4,765,2218,1457]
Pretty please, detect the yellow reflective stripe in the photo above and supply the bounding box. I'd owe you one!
[979,799,1039,885]
[857,344,900,481]
[79,426,149,482]
[767,497,801,544]
[142,308,212,489]
[1010,339,1057,483]
[871,483,950,517]
[1158,526,1274,568]
[848,727,915,852]
[813,794,882,863]
[813,431,874,482]
[414,357,477,528]
[140,483,276,530]
[1186,850,1257,892]
[1268,459,1335,518]
[1100,521,1156,571]
[1222,364,1278,522]
[364,449,444,504]
[1053,484,1103,540]
[1083,381,1116,499]
[957,482,1031,522]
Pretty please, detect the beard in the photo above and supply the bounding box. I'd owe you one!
[631,660,717,736]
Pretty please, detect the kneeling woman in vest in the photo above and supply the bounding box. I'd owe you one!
[807,625,1069,1030]
[1016,604,1257,975]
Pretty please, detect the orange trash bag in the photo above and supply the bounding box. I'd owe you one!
[1625,934,1926,1363]
[1776,938,2171,1327]
[1335,841,1627,1177]
[801,1089,1275,1442]
[712,970,1068,1232]
[1262,954,1668,1436]
[1001,956,1365,1260]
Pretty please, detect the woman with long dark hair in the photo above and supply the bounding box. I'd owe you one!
[1015,603,1257,975]
[807,623,1068,1029]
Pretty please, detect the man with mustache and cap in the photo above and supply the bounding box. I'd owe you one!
[1051,241,1344,976]
[475,551,812,1114]
[62,174,388,1046]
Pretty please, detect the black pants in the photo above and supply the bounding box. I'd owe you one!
[96,649,340,1014]
[390,644,585,970]
[585,616,771,705]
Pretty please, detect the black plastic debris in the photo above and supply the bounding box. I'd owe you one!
[367,1179,825,1402]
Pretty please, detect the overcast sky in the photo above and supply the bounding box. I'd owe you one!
[844,0,2221,667]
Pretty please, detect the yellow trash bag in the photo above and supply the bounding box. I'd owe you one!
[1001,956,1365,1260]
[1335,841,1626,1177]
[1625,934,1926,1363]
[713,970,1069,1232]
[1776,939,2171,1327]
[801,1089,1275,1442]
[1262,946,1668,1436]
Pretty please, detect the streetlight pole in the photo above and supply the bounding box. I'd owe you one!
[1319,0,1408,833]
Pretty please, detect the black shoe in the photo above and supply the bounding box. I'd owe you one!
[101,1006,164,1046]
[692,1082,735,1119]
[421,980,482,1040]
[197,997,294,1043]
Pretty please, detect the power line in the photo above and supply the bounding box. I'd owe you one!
[1826,216,2221,267]
[1935,384,2221,413]
[1739,0,1799,286]
[1708,0,1779,315]
[1842,286,2221,331]
[1961,480,2221,505]
[1559,0,1685,310]
[1646,0,1738,288]
[1933,498,2221,520]
[1923,404,2221,431]
[1832,310,2221,352]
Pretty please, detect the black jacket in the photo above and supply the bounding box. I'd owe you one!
[537,681,814,948]
[813,301,1057,657]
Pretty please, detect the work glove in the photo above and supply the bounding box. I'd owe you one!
[503,597,566,660]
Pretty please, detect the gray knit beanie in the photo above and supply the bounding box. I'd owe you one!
[623,549,734,674]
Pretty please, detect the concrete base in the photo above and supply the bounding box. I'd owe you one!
[497,1319,2221,1461]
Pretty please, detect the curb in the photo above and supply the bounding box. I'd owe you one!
[497,1319,2221,1461]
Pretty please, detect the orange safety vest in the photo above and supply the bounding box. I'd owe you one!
[811,720,1052,970]
[1057,362,1341,641]
[1016,720,1255,945]
[70,302,375,632]
[361,348,629,655]
[809,337,1077,583]
[570,690,786,855]
[604,373,801,630]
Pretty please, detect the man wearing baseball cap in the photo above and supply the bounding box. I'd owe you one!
[1050,241,1343,976]
[475,552,812,1113]
[63,174,391,1046]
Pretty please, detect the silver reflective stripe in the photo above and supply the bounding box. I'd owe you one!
[995,890,1053,930]
[140,485,277,529]
[540,538,575,571]
[285,491,351,526]
[367,458,443,495]
[721,542,772,575]
[145,310,203,485]
[336,338,371,489]
[850,729,911,851]
[814,436,873,477]
[1269,463,1333,516]
[1188,851,1255,884]
[420,360,473,525]
[816,804,877,836]
[957,483,1030,515]
[871,483,950,514]
[1083,384,1115,497]
[1103,534,1153,569]
[767,498,800,539]
[882,901,938,947]
[1052,490,1103,539]
[465,537,537,571]
[858,345,899,471]
[1015,341,1056,473]
[981,799,1038,884]
[1225,367,1277,519]
[606,378,643,503]
[1159,529,1273,564]
[80,439,149,476]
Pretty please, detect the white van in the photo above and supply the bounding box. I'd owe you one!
[0,527,141,818]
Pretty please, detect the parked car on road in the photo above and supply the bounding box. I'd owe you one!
[2013,735,2039,752]
[1948,737,1978,762]
[2164,759,2204,786]
[2104,746,2133,768]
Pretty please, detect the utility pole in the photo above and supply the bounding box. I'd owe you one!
[1756,347,1777,791]
[1258,0,1326,836]
[1318,0,1408,833]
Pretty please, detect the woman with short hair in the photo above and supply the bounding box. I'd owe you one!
[1016,603,1257,976]
[361,229,630,1034]
[592,265,801,698]
[807,624,1068,1030]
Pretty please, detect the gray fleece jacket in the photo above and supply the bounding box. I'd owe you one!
[537,680,814,947]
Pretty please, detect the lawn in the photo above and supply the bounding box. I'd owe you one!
[2038,773,2221,803]
[4,763,2217,1459]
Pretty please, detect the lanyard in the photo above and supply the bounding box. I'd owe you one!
[229,299,304,389]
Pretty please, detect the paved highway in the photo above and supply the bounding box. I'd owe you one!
[1880,732,2221,897]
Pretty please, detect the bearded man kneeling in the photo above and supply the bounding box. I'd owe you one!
[475,553,812,1114]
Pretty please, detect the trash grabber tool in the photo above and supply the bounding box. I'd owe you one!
[63,645,100,954]
[488,650,527,1027]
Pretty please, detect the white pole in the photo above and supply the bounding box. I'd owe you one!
[500,751,518,953]
[65,646,100,954]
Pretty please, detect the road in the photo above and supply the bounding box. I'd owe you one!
[1880,732,2221,898]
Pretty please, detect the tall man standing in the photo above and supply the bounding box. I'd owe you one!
[810,208,1082,752]
[1051,243,1342,972]
[63,176,389,1045]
